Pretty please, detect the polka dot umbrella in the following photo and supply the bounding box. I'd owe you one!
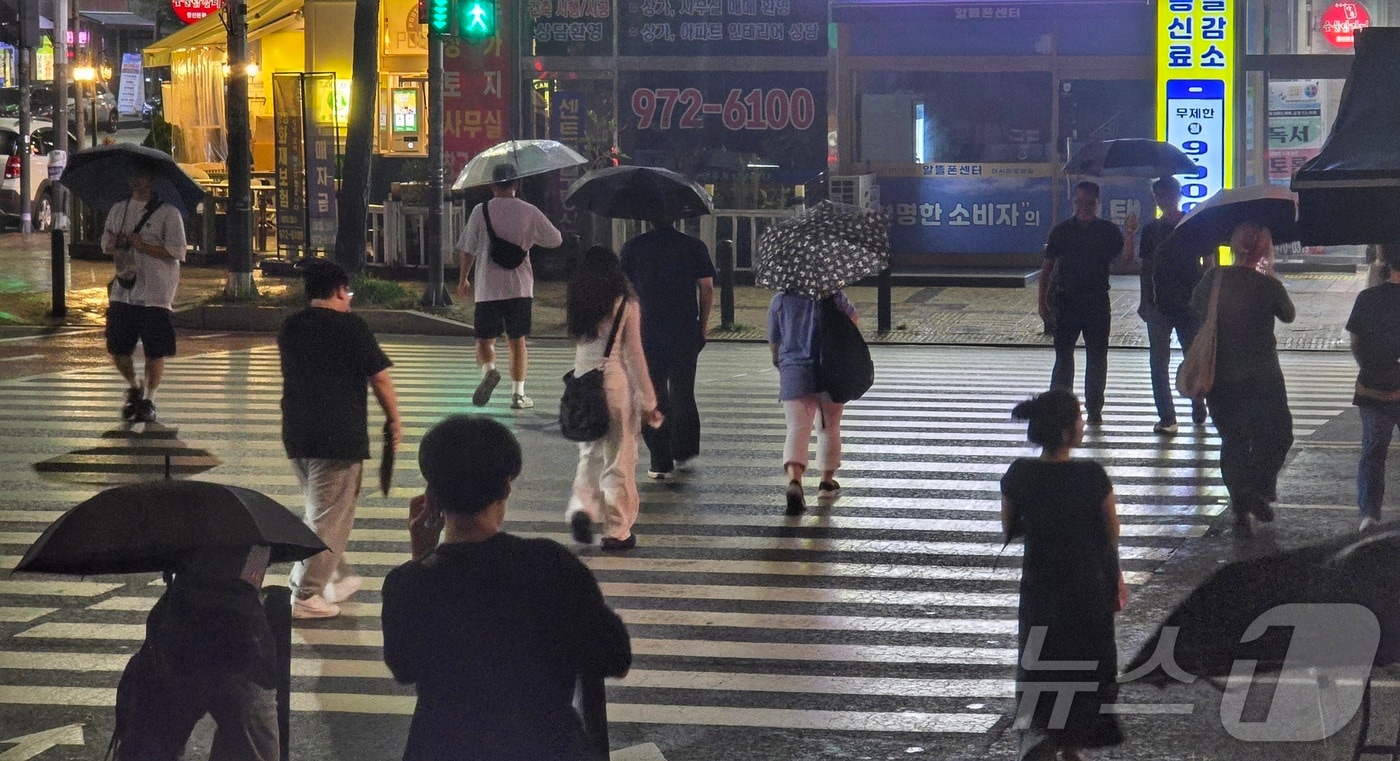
[754,200,891,300]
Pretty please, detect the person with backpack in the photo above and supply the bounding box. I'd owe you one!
[455,164,563,410]
[769,289,860,516]
[101,161,187,423]
[563,246,663,551]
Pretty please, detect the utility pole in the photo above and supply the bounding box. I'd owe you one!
[72,0,85,151]
[17,5,34,234]
[421,24,450,307]
[52,0,71,319]
[224,0,256,299]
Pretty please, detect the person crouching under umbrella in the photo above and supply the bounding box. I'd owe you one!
[110,545,279,761]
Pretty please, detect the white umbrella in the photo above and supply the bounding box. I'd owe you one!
[451,139,588,191]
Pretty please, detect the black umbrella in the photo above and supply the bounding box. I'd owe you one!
[59,143,206,217]
[1063,139,1199,178]
[1174,185,1300,246]
[13,480,327,576]
[754,201,890,300]
[1124,526,1400,687]
[380,421,394,498]
[564,166,714,222]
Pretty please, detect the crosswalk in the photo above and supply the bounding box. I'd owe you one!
[0,341,1363,753]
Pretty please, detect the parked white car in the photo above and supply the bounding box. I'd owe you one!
[30,83,120,134]
[0,118,72,231]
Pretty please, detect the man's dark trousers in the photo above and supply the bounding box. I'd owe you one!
[643,336,702,473]
[1050,305,1110,417]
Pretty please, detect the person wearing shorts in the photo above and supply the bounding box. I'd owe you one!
[102,163,187,423]
[455,164,562,410]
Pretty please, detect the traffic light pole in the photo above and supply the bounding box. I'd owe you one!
[421,29,451,308]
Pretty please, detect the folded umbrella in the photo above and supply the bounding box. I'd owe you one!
[1174,184,1300,246]
[59,143,206,217]
[380,421,394,498]
[754,201,889,301]
[452,139,589,191]
[13,480,327,576]
[564,166,714,222]
[1063,139,1199,178]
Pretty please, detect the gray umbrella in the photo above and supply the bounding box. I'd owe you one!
[754,201,890,300]
[1063,139,1199,178]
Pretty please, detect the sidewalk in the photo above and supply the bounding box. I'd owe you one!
[0,231,1361,349]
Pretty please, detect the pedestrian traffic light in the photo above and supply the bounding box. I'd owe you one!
[458,0,496,39]
[426,0,453,34]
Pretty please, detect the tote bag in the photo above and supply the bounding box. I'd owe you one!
[559,300,626,442]
[815,297,874,404]
[1175,270,1221,400]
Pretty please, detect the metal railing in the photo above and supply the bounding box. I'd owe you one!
[366,199,467,267]
[609,208,797,271]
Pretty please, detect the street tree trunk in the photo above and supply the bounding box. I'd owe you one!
[333,0,380,274]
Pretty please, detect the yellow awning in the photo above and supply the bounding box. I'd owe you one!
[143,0,304,67]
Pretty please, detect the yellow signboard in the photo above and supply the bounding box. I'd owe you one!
[1157,0,1235,210]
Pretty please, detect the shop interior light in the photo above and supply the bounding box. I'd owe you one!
[73,66,96,82]
[246,63,260,77]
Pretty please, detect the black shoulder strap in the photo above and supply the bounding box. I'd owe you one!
[481,200,498,240]
[132,199,163,235]
[602,298,627,358]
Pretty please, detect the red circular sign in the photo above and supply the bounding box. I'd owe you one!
[171,0,224,25]
[1322,1,1371,48]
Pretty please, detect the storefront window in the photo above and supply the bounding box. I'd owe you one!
[857,71,1052,164]
[1248,0,1400,54]
[1058,80,1154,159]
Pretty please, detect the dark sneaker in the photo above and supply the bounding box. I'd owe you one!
[1152,421,1179,435]
[1250,500,1276,523]
[817,480,841,500]
[121,387,143,421]
[1191,404,1209,427]
[133,399,157,423]
[785,480,806,516]
[1232,509,1251,532]
[1086,411,1104,425]
[570,512,594,545]
[600,534,637,551]
[473,369,501,407]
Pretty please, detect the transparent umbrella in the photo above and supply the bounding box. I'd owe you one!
[451,139,589,191]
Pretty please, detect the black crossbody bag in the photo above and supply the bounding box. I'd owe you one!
[482,202,528,269]
[559,299,627,442]
[113,199,164,290]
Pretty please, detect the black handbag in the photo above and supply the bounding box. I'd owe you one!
[482,201,528,269]
[815,296,874,404]
[559,299,627,442]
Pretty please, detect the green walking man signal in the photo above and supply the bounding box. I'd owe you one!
[419,0,496,39]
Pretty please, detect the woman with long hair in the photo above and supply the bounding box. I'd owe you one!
[1192,222,1296,531]
[564,246,663,551]
[1001,389,1125,761]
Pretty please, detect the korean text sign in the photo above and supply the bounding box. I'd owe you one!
[1158,0,1234,210]
[442,14,513,179]
[879,171,1053,257]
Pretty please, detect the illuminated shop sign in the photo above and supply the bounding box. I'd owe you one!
[1157,0,1234,210]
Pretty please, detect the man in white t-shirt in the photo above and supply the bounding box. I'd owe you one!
[101,163,187,423]
[454,164,562,410]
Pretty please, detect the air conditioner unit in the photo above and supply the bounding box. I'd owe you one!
[829,174,876,209]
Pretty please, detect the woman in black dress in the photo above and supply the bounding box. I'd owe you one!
[1001,389,1125,761]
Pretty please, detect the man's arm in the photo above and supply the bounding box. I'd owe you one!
[1118,215,1138,265]
[1037,259,1054,322]
[457,250,475,299]
[534,206,564,249]
[696,277,715,340]
[369,369,403,446]
[1351,331,1364,365]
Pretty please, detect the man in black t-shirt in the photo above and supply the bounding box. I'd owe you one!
[1038,181,1130,424]
[279,259,402,619]
[620,219,717,479]
[1348,244,1400,531]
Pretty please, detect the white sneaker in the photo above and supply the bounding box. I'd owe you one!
[1361,516,1382,531]
[292,594,341,620]
[510,393,534,410]
[646,470,670,480]
[323,574,364,604]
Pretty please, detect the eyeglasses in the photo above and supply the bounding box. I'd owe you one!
[346,290,355,301]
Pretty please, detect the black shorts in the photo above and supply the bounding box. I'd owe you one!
[106,302,178,359]
[474,297,533,340]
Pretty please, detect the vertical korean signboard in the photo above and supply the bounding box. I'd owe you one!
[304,74,340,250]
[442,3,512,179]
[273,74,307,251]
[1157,0,1234,211]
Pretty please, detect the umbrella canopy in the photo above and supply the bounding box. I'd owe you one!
[451,139,589,191]
[59,143,206,217]
[564,166,714,222]
[1174,184,1300,246]
[1124,527,1400,686]
[1292,28,1400,245]
[754,201,890,300]
[13,480,327,576]
[1063,139,1199,178]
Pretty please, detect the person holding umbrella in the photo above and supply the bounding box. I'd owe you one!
[1001,389,1125,761]
[455,163,564,410]
[101,161,188,423]
[278,259,402,619]
[1192,223,1296,530]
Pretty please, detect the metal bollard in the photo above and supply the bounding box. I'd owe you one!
[263,585,293,761]
[717,239,736,330]
[877,266,892,334]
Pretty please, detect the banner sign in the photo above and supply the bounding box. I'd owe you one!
[1321,1,1370,48]
[878,174,1052,257]
[1268,80,1323,185]
[117,53,143,116]
[273,74,307,251]
[618,0,826,57]
[551,91,586,147]
[619,71,827,170]
[303,73,340,250]
[527,0,614,56]
[171,0,221,24]
[442,8,513,178]
[1157,0,1235,211]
